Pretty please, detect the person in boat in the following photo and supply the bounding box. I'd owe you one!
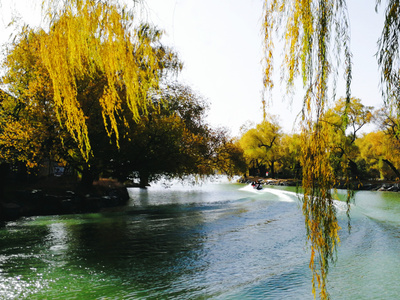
[253,180,262,190]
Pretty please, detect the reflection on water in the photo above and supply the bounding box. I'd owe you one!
[1,182,400,299]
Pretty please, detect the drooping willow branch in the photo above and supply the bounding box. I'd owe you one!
[37,0,168,161]
[263,0,352,298]
[376,0,400,113]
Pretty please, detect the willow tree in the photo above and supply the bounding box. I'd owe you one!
[321,98,373,182]
[263,0,352,298]
[377,0,400,113]
[1,0,183,187]
[33,0,172,161]
[239,118,282,178]
[356,131,400,180]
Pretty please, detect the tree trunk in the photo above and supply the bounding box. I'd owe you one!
[139,171,150,188]
[348,159,359,179]
[259,164,266,177]
[382,159,400,179]
[0,163,9,200]
[294,161,302,179]
[16,162,28,183]
[81,168,97,188]
[269,161,275,178]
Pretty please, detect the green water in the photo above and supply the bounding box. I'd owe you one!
[1,182,400,299]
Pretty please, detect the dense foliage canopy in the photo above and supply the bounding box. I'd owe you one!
[0,0,246,191]
[0,10,180,181]
[239,116,282,178]
[37,0,180,160]
[238,98,384,183]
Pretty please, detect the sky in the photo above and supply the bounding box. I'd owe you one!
[0,0,386,136]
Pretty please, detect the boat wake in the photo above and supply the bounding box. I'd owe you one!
[239,184,351,211]
[239,184,296,202]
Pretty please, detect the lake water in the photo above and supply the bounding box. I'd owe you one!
[1,179,400,299]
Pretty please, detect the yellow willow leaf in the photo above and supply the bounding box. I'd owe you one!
[37,0,163,161]
[100,84,121,143]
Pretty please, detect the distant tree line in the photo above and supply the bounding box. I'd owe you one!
[239,97,400,183]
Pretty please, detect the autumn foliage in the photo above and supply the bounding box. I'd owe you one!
[0,0,246,189]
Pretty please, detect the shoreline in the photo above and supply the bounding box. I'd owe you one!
[2,176,400,222]
[238,177,400,192]
[0,178,130,222]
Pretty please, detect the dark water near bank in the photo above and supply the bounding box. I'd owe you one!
[1,179,400,299]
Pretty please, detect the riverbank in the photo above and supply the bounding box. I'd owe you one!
[0,177,130,221]
[238,177,299,187]
[238,177,400,192]
[3,176,400,222]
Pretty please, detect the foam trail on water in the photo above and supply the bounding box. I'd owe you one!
[239,184,260,193]
[240,185,296,202]
[333,199,351,212]
[262,188,296,202]
[292,190,351,212]
[239,185,351,211]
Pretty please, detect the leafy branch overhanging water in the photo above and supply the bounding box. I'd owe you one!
[263,0,353,298]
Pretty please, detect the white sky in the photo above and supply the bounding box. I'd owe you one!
[0,0,386,136]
